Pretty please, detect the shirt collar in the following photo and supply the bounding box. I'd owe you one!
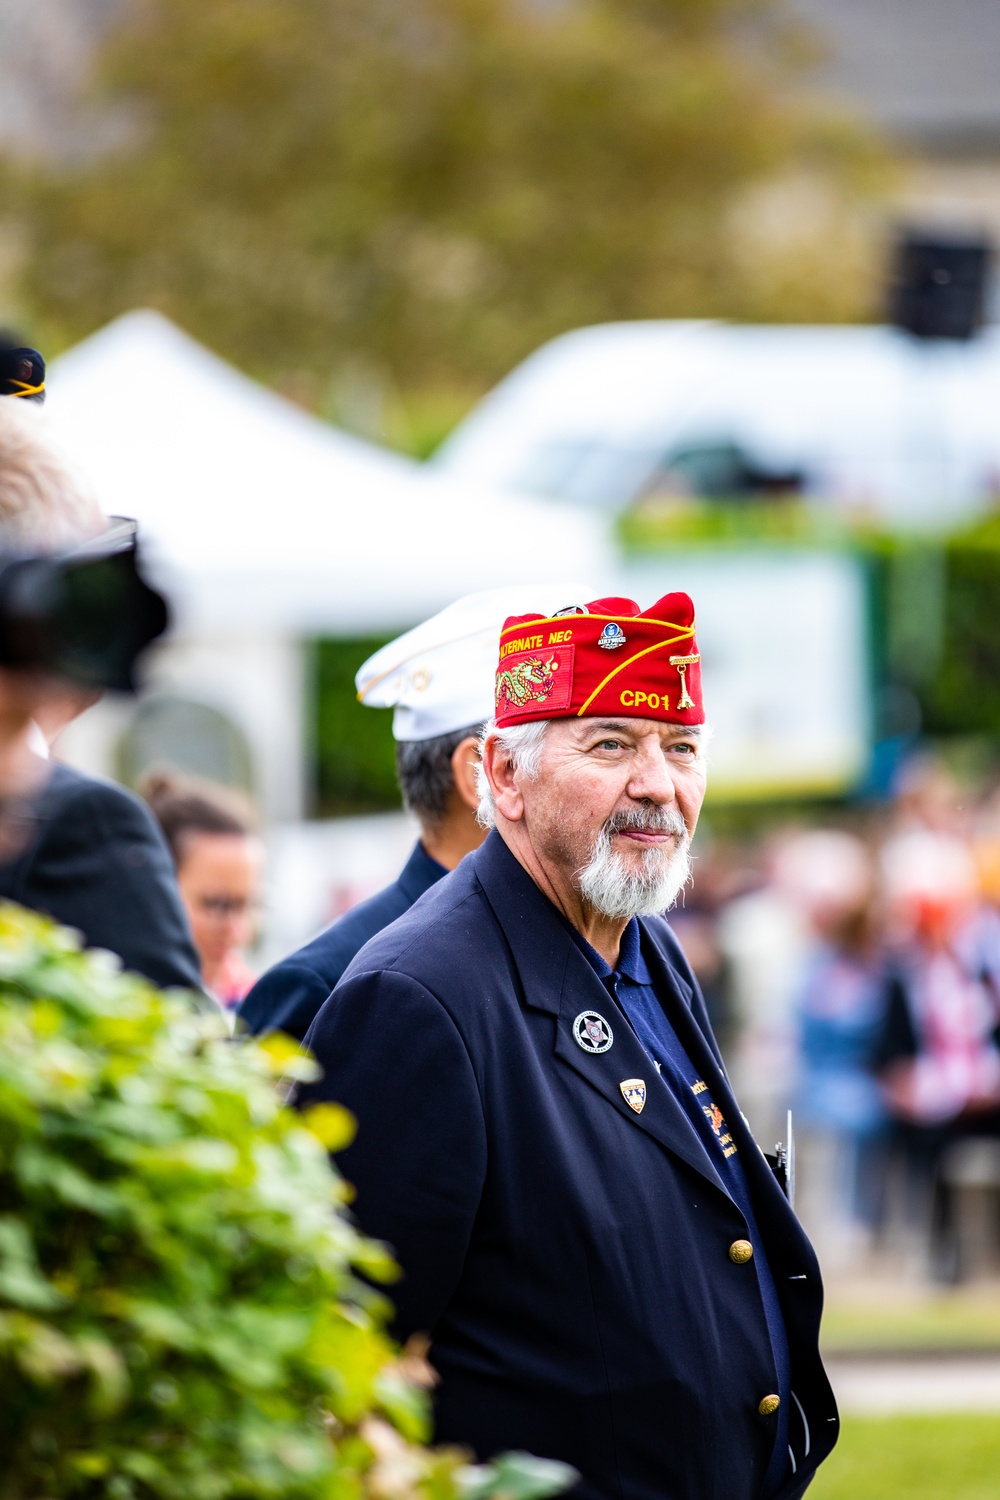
[397,839,448,902]
[566,914,653,986]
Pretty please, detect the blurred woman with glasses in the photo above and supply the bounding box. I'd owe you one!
[141,770,263,1008]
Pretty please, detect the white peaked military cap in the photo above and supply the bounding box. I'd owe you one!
[356,585,593,742]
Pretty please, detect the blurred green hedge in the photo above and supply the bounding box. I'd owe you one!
[919,520,1000,736]
[311,638,399,818]
[0,904,573,1500]
[622,500,1000,747]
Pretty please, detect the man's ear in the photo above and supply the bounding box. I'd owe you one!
[482,734,525,824]
[450,735,481,813]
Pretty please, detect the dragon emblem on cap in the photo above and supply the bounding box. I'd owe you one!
[495,654,559,711]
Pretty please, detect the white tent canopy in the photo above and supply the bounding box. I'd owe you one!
[435,319,1000,528]
[47,311,609,634]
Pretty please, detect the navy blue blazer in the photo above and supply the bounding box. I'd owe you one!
[238,841,445,1041]
[0,762,202,993]
[303,832,837,1500]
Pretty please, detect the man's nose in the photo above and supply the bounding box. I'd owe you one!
[627,742,677,805]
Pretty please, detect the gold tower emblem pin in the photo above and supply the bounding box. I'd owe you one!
[669,654,700,711]
[619,1078,646,1114]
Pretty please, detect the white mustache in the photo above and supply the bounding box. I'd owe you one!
[604,807,687,839]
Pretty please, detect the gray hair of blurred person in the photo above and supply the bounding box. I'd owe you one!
[396,722,485,830]
[0,399,105,550]
[0,402,106,814]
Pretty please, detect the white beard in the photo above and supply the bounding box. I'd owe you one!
[577,808,692,919]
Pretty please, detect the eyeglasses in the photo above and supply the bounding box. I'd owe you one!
[194,895,259,920]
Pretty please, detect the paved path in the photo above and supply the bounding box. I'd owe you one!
[826,1354,1000,1413]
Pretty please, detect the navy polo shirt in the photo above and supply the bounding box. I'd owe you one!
[572,916,792,1499]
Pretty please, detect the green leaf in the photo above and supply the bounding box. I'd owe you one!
[0,1215,65,1311]
[460,1452,579,1500]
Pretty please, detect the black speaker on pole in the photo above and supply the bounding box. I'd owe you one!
[889,232,992,341]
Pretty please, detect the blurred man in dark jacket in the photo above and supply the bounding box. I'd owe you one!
[0,755,201,992]
[0,392,201,992]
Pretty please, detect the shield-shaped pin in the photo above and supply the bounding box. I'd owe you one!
[619,1078,646,1114]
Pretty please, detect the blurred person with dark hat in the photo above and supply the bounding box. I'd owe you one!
[142,770,264,1007]
[239,588,573,1041]
[0,391,201,993]
[301,591,837,1500]
[0,343,46,403]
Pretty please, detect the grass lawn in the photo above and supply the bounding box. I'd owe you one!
[822,1288,1000,1354]
[809,1415,1000,1500]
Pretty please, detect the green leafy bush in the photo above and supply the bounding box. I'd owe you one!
[0,904,572,1500]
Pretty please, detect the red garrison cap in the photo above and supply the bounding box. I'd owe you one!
[493,593,703,728]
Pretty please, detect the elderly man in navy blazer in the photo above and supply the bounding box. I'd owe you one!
[303,590,837,1500]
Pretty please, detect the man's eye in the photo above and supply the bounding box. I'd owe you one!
[596,739,623,751]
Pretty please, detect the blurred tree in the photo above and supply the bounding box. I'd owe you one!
[4,0,885,426]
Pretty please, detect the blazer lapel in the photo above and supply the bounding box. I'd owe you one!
[553,951,730,1197]
[474,833,731,1199]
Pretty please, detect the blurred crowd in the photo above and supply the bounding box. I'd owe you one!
[676,755,1000,1284]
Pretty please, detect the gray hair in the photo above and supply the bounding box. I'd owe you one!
[0,399,104,549]
[395,722,482,831]
[475,718,551,828]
